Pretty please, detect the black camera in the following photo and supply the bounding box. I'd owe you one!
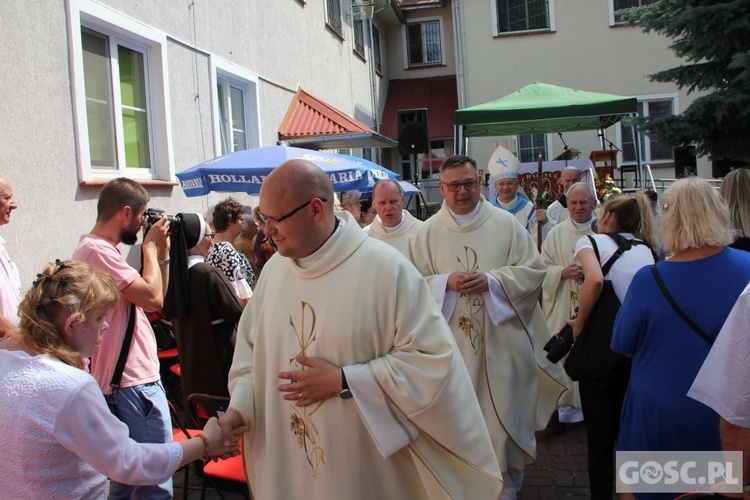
[543,324,575,364]
[143,208,180,232]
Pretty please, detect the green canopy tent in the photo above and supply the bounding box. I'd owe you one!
[454,81,638,137]
[454,82,642,184]
[454,82,641,247]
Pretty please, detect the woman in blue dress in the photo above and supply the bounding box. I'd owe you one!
[612,178,750,499]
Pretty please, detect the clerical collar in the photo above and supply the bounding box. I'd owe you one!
[297,217,346,269]
[187,254,205,269]
[382,212,405,233]
[572,216,595,231]
[449,200,482,226]
[497,194,519,211]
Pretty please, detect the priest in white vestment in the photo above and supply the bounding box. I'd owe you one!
[219,160,504,500]
[363,179,423,258]
[544,166,582,229]
[540,183,597,424]
[410,155,569,499]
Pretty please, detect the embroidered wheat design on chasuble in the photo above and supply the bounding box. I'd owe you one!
[288,301,326,477]
[456,246,485,354]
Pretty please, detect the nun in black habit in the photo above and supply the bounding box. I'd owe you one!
[163,213,244,403]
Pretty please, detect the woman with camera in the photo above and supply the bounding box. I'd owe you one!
[611,178,750,499]
[565,190,659,498]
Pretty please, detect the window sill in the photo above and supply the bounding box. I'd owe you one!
[405,63,446,71]
[79,179,178,187]
[325,23,345,41]
[353,49,367,63]
[494,28,555,39]
[375,68,383,78]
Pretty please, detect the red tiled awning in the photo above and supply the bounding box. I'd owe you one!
[381,75,458,141]
[278,88,396,149]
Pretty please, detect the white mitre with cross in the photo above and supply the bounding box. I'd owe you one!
[488,145,521,179]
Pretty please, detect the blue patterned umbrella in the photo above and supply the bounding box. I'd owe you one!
[176,146,399,197]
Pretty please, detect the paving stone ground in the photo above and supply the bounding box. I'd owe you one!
[520,422,591,499]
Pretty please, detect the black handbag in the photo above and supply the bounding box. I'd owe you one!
[564,234,638,381]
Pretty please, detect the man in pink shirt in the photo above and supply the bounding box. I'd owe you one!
[73,178,173,499]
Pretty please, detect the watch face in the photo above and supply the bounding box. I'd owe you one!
[339,389,353,399]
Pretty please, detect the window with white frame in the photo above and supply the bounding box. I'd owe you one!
[68,0,171,181]
[216,76,248,154]
[495,0,550,35]
[406,19,443,67]
[212,61,260,157]
[353,20,366,56]
[517,133,548,163]
[620,98,675,164]
[326,0,343,36]
[372,24,382,73]
[82,28,152,170]
[611,0,657,25]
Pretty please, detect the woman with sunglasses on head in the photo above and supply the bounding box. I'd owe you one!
[565,190,660,498]
[206,197,255,302]
[0,260,245,499]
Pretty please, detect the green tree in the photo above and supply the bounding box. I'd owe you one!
[622,0,750,162]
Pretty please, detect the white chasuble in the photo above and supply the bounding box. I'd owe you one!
[228,215,503,499]
[363,210,423,259]
[410,199,569,472]
[540,219,593,408]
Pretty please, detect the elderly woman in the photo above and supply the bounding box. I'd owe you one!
[206,197,255,301]
[566,191,659,499]
[540,182,597,425]
[720,167,750,251]
[612,178,750,499]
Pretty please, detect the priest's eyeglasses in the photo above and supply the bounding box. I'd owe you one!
[258,198,328,225]
[442,179,479,192]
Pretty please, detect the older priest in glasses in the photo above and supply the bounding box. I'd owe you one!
[218,159,503,499]
[410,155,569,500]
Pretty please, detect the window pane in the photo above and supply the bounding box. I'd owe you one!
[621,102,643,163]
[230,86,247,151]
[424,21,441,63]
[373,25,382,72]
[118,45,150,168]
[217,80,229,155]
[407,24,423,65]
[648,100,673,160]
[354,20,365,54]
[81,29,117,169]
[517,133,546,163]
[327,0,342,33]
[498,0,549,33]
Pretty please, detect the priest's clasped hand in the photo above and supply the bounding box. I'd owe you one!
[278,355,341,407]
[447,272,489,295]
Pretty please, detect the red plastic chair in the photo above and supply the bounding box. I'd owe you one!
[168,400,201,500]
[186,394,250,500]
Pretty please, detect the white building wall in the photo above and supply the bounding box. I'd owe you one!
[0,0,384,284]
[456,0,709,180]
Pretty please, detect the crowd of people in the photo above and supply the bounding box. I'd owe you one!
[0,158,747,499]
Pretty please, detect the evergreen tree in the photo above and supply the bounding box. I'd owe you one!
[622,0,750,162]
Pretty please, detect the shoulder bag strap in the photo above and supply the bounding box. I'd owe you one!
[650,265,714,345]
[586,235,601,264]
[110,302,137,391]
[600,233,632,276]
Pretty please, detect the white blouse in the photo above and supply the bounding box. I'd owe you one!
[0,349,183,499]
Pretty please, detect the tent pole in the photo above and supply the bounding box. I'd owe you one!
[536,149,543,253]
[632,113,643,190]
